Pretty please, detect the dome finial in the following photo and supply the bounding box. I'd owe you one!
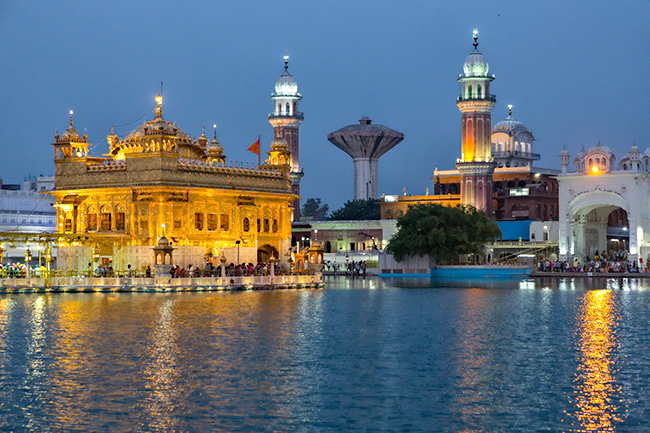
[69,110,74,128]
[155,94,163,117]
[472,25,479,49]
[507,104,512,116]
[213,124,217,140]
[283,50,289,71]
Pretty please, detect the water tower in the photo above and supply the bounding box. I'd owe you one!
[328,118,403,200]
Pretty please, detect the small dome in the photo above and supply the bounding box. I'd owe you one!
[275,69,298,95]
[157,235,169,246]
[575,145,587,159]
[560,145,570,157]
[271,134,289,151]
[61,127,81,141]
[208,137,224,154]
[588,142,613,156]
[492,114,528,136]
[463,48,489,77]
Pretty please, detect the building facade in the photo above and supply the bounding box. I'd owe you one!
[380,29,560,223]
[50,96,297,273]
[557,142,650,264]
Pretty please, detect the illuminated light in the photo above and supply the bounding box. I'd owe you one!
[591,166,599,173]
[155,95,162,105]
[69,110,73,115]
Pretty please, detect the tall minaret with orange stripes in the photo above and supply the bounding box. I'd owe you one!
[455,28,497,216]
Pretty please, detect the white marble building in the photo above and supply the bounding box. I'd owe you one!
[0,175,56,262]
[557,143,650,263]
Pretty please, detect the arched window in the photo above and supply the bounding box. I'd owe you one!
[477,84,482,98]
[285,102,290,114]
[386,209,393,220]
[243,217,250,232]
[272,219,278,233]
[100,206,112,231]
[468,85,473,99]
[397,210,404,217]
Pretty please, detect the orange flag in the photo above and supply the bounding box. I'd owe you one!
[247,136,260,156]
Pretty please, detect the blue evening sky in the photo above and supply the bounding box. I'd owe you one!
[0,1,647,210]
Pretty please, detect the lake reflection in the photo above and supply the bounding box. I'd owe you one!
[0,278,649,431]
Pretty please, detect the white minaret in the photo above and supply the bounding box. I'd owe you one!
[269,52,304,220]
[559,145,570,173]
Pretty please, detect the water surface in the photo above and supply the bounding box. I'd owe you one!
[0,276,649,431]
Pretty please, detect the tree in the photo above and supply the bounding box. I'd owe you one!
[301,198,329,220]
[386,203,501,263]
[329,199,380,221]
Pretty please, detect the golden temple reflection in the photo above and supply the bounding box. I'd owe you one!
[566,290,627,432]
[143,299,180,431]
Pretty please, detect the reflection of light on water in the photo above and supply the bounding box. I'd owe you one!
[23,296,48,429]
[566,290,627,432]
[145,299,179,430]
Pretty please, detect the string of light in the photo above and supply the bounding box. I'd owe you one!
[87,106,156,152]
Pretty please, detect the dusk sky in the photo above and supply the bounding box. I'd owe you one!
[0,1,647,210]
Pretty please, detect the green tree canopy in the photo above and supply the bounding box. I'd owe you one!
[329,199,380,221]
[301,198,329,220]
[386,203,501,263]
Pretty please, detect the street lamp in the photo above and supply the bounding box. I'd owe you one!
[37,245,42,269]
[220,254,227,278]
[92,244,100,264]
[45,245,52,278]
[235,240,241,265]
[25,247,32,279]
[301,236,305,250]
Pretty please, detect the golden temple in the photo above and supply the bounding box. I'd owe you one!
[50,95,297,273]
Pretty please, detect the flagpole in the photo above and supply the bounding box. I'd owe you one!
[257,134,261,168]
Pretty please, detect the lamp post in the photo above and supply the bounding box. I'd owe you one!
[235,240,241,265]
[345,254,350,276]
[25,247,32,279]
[92,244,100,264]
[45,245,52,279]
[301,237,305,250]
[37,245,42,270]
[220,254,227,279]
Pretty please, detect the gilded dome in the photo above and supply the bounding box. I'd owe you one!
[271,134,289,151]
[125,117,188,141]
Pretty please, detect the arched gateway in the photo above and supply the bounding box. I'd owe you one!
[558,143,650,264]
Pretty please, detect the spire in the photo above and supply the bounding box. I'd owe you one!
[507,104,512,116]
[69,110,74,128]
[283,50,289,71]
[472,25,479,49]
[213,124,217,140]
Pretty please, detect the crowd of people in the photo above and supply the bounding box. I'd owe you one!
[323,260,368,277]
[0,263,31,278]
[538,250,643,273]
[167,261,285,278]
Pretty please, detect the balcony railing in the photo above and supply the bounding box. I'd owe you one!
[268,112,304,120]
[492,150,541,160]
[456,94,497,102]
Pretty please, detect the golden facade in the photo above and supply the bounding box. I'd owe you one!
[50,97,297,272]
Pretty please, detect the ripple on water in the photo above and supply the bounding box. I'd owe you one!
[0,278,648,431]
